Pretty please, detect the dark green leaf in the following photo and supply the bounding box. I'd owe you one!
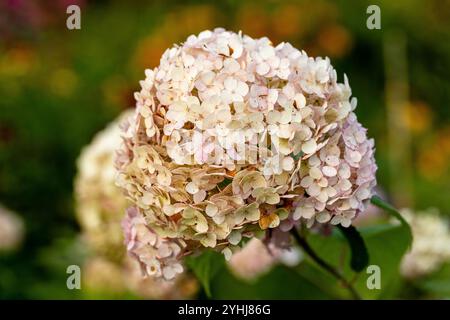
[307,223,411,299]
[212,265,334,299]
[185,250,225,298]
[217,178,232,190]
[371,195,413,246]
[337,225,369,272]
[291,151,303,161]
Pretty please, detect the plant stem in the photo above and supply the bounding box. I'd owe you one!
[290,228,362,300]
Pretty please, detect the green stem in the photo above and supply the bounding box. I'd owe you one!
[290,228,362,300]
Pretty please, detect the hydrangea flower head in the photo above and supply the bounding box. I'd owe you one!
[116,28,377,280]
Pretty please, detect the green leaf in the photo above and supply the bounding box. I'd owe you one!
[186,250,334,299]
[370,195,413,246]
[337,225,369,272]
[217,178,232,190]
[212,265,334,299]
[307,223,411,299]
[291,151,304,161]
[185,250,225,298]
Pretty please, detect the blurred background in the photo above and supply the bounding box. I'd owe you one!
[1,0,450,299]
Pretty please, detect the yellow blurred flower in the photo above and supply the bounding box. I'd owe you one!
[418,127,450,180]
[403,101,433,134]
[271,4,302,41]
[236,4,270,39]
[0,45,36,77]
[132,5,217,71]
[316,24,352,58]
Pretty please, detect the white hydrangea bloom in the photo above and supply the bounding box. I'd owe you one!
[116,29,377,279]
[400,208,450,279]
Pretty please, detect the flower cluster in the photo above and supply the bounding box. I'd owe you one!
[75,112,197,298]
[122,206,186,280]
[400,208,450,279]
[116,29,377,280]
[289,113,377,228]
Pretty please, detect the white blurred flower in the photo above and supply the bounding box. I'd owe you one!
[228,238,302,281]
[400,208,450,279]
[0,205,24,252]
[75,111,132,259]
